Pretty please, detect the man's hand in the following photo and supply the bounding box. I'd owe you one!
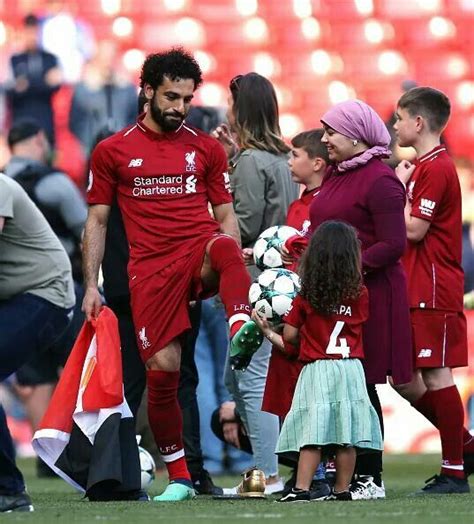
[396,160,416,185]
[219,401,236,422]
[82,287,103,321]
[15,76,29,92]
[222,421,241,449]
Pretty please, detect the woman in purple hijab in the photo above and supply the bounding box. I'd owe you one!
[309,100,412,498]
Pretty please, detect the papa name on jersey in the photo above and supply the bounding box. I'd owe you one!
[336,304,352,316]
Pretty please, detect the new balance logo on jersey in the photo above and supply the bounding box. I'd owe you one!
[418,348,432,358]
[185,175,197,193]
[185,151,196,171]
[419,198,436,217]
[128,158,143,168]
[138,327,151,350]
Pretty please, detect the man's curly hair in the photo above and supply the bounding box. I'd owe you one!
[299,221,363,315]
[140,47,203,90]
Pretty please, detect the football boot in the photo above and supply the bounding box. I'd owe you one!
[229,321,264,370]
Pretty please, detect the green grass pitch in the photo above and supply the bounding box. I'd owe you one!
[11,454,473,524]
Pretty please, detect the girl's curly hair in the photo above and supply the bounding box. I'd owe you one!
[140,47,202,90]
[299,221,363,315]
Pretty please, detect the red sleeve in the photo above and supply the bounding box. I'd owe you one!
[86,141,118,205]
[410,163,447,223]
[205,139,233,206]
[283,295,306,328]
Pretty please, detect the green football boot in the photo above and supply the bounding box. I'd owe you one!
[153,482,195,502]
[230,320,264,370]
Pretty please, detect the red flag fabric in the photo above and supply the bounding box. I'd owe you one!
[32,307,138,493]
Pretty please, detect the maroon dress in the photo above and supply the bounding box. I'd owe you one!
[309,158,412,385]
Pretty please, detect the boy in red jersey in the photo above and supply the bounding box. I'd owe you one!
[82,48,260,502]
[394,86,472,495]
[262,129,329,420]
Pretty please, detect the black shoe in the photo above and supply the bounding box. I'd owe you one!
[309,479,331,500]
[414,474,470,495]
[87,488,150,501]
[463,452,474,477]
[115,489,150,501]
[0,492,34,513]
[192,469,223,496]
[325,489,352,501]
[278,488,310,503]
[281,469,297,497]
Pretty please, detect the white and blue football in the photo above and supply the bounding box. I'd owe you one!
[249,268,301,324]
[253,225,299,271]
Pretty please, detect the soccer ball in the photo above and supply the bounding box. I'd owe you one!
[249,268,301,324]
[253,225,299,271]
[139,446,155,489]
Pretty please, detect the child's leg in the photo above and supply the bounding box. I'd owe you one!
[334,446,356,493]
[296,446,321,491]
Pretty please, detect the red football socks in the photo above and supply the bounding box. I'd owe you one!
[414,386,465,478]
[147,369,191,482]
[208,236,251,338]
[415,387,474,452]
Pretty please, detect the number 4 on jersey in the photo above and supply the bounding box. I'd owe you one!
[326,321,351,358]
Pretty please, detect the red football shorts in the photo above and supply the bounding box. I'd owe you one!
[411,308,467,369]
[130,244,210,363]
[262,349,303,418]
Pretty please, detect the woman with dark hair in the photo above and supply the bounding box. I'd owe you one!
[284,99,412,499]
[214,72,298,496]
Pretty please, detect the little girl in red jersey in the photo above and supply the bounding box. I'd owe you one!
[253,221,383,502]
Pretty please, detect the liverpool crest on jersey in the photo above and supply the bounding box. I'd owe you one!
[185,151,196,171]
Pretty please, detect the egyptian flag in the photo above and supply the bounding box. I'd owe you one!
[32,306,141,499]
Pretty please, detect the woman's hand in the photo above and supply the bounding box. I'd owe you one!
[395,159,416,185]
[242,247,254,265]
[212,123,238,159]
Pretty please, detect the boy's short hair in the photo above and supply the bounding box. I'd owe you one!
[291,128,329,163]
[398,87,451,133]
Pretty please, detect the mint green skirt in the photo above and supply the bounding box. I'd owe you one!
[276,359,383,453]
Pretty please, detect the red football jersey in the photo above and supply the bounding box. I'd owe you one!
[87,116,232,284]
[286,188,319,233]
[284,287,369,362]
[402,146,464,311]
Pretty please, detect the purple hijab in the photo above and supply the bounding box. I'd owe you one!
[321,99,391,172]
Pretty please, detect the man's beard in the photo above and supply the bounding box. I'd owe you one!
[149,97,185,132]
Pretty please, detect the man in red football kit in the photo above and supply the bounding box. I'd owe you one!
[394,87,472,495]
[82,48,260,502]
